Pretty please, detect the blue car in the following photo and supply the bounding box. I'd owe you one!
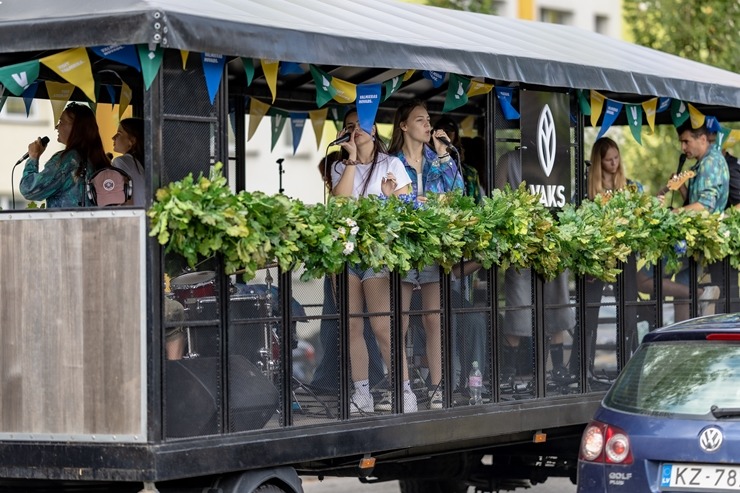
[577,313,740,492]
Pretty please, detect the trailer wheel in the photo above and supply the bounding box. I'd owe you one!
[399,479,467,493]
[254,484,288,493]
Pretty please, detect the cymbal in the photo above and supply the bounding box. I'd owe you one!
[232,262,279,275]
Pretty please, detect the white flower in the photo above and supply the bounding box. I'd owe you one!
[343,241,355,255]
[350,226,359,235]
[337,226,346,235]
[345,218,357,227]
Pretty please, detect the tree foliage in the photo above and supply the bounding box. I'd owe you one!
[425,0,498,14]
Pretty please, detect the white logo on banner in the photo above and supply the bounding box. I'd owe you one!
[537,104,556,177]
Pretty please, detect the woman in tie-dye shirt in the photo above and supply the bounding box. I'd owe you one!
[387,100,463,410]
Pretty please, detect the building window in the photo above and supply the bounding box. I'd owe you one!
[595,15,610,35]
[0,97,40,121]
[539,8,573,26]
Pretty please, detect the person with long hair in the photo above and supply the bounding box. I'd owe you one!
[330,108,415,414]
[387,100,463,409]
[112,117,145,206]
[20,102,110,207]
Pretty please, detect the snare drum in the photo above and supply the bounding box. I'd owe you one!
[170,271,216,303]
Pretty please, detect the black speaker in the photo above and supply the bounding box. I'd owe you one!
[165,356,279,438]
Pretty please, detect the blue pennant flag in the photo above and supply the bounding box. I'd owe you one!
[91,45,141,72]
[495,87,520,120]
[657,97,671,113]
[422,70,445,88]
[279,62,305,76]
[705,115,720,133]
[596,100,623,139]
[201,53,226,104]
[105,85,116,106]
[290,112,308,155]
[22,82,39,116]
[356,83,381,134]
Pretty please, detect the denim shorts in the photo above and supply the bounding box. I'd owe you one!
[402,264,440,289]
[348,264,390,282]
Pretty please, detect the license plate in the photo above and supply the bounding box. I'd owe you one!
[661,463,740,491]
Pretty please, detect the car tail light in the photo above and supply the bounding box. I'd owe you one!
[579,420,633,464]
[707,333,740,341]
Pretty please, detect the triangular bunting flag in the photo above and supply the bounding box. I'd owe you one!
[422,70,446,88]
[270,109,289,152]
[242,58,255,86]
[137,44,164,90]
[596,99,622,139]
[705,115,720,134]
[625,103,643,144]
[657,97,671,113]
[403,69,415,81]
[460,115,476,137]
[0,93,7,113]
[105,85,116,107]
[383,75,403,102]
[119,81,132,119]
[642,98,658,134]
[670,99,689,127]
[40,47,96,102]
[22,82,39,116]
[180,50,189,69]
[494,86,519,120]
[577,89,591,116]
[467,80,494,98]
[45,81,74,125]
[261,59,279,103]
[91,45,141,72]
[201,53,226,104]
[590,90,605,128]
[356,83,381,134]
[248,98,271,141]
[0,60,40,96]
[331,77,357,104]
[279,62,305,76]
[308,108,328,150]
[290,112,308,155]
[309,65,337,108]
[330,107,343,131]
[687,103,706,129]
[443,74,470,113]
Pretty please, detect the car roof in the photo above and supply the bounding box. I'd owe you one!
[643,313,740,343]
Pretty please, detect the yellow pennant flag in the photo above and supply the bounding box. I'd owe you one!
[460,115,476,137]
[40,47,96,102]
[403,69,415,81]
[180,50,189,69]
[45,81,74,125]
[467,80,494,98]
[724,129,740,150]
[119,81,132,119]
[261,59,279,103]
[688,103,706,129]
[642,98,658,134]
[248,98,271,141]
[309,108,328,150]
[331,77,356,104]
[590,90,605,128]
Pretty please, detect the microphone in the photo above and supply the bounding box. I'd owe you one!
[328,133,351,147]
[434,134,457,153]
[16,136,50,165]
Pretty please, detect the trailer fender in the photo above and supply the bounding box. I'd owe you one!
[216,467,303,493]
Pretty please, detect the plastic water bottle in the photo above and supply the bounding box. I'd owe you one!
[469,361,483,405]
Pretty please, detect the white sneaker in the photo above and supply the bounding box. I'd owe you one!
[699,285,720,316]
[429,389,443,409]
[374,388,418,413]
[350,391,374,415]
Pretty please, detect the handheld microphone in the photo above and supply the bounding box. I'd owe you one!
[16,136,50,165]
[434,134,457,153]
[328,133,351,147]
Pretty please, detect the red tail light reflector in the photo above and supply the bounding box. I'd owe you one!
[579,421,633,464]
[707,333,740,341]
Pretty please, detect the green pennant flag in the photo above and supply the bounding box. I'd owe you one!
[270,109,289,151]
[309,65,337,108]
[443,74,470,113]
[0,94,7,113]
[577,89,591,116]
[382,74,403,102]
[670,99,690,128]
[137,44,164,90]
[242,57,255,86]
[626,103,643,145]
[0,60,40,96]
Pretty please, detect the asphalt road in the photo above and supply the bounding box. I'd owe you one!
[301,476,577,492]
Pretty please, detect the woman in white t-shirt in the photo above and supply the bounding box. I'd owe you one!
[111,117,144,206]
[329,108,417,414]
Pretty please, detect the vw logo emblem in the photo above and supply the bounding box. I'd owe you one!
[537,104,556,177]
[699,426,723,452]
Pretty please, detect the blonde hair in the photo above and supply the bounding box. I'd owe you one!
[588,137,626,200]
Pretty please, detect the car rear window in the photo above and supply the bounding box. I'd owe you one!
[604,341,740,417]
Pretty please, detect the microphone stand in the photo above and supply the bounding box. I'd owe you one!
[11,160,22,210]
[276,158,285,194]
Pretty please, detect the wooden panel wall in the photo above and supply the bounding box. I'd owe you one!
[0,212,144,439]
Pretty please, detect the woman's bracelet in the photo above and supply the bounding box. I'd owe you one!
[343,159,358,166]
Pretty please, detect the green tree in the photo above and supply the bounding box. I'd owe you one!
[425,0,498,14]
[621,0,739,194]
